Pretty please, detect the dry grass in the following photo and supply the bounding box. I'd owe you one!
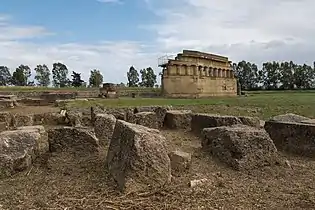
[1,129,315,209]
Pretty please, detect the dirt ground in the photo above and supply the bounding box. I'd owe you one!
[1,127,315,210]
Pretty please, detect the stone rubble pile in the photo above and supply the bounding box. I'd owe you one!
[1,105,315,192]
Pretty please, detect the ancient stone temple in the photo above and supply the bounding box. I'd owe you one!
[159,50,237,98]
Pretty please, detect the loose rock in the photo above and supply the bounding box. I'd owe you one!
[16,125,49,156]
[164,110,192,129]
[94,113,116,146]
[169,150,191,174]
[0,129,43,176]
[12,114,33,127]
[106,120,171,192]
[202,125,279,171]
[47,127,99,154]
[264,120,315,157]
[270,113,310,123]
[128,112,159,129]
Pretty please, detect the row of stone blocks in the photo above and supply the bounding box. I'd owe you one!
[2,107,315,192]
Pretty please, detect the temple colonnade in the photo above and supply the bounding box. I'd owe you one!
[163,64,234,78]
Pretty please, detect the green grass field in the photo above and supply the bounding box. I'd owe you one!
[65,91,315,120]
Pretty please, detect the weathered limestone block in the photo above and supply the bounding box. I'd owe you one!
[65,111,83,127]
[128,112,159,129]
[16,125,49,156]
[47,127,99,154]
[270,113,310,123]
[164,110,192,129]
[42,112,65,125]
[238,116,260,128]
[32,113,45,125]
[12,114,33,127]
[0,122,7,132]
[191,114,241,135]
[168,150,191,174]
[264,120,315,157]
[202,125,279,171]
[94,113,116,146]
[0,130,43,176]
[106,120,171,192]
[0,112,12,127]
[154,106,172,128]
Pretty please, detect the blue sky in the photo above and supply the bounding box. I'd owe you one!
[0,0,314,84]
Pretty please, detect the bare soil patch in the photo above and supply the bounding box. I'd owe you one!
[0,129,315,209]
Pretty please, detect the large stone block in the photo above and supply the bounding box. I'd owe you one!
[264,120,315,157]
[0,112,12,127]
[94,113,116,146]
[47,127,99,154]
[0,129,45,177]
[202,125,279,171]
[164,110,192,129]
[270,113,310,123]
[16,125,49,156]
[191,114,241,135]
[168,150,191,174]
[106,120,171,192]
[127,112,159,129]
[154,106,172,128]
[191,113,260,135]
[12,114,33,127]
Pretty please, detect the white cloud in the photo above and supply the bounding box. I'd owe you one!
[0,15,157,84]
[2,0,315,86]
[145,0,315,65]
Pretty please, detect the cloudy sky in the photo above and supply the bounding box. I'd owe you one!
[0,0,314,84]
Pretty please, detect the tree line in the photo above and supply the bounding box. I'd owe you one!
[0,63,105,88]
[0,63,159,88]
[126,66,157,88]
[232,61,315,90]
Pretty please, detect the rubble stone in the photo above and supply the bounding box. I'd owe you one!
[264,120,315,157]
[168,150,191,174]
[16,125,49,156]
[12,114,33,127]
[0,129,43,176]
[202,125,279,171]
[94,113,116,146]
[106,120,171,192]
[127,112,159,129]
[164,110,192,129]
[47,127,99,154]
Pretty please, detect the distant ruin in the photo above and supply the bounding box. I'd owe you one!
[159,50,237,98]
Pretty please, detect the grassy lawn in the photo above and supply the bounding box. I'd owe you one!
[66,92,315,120]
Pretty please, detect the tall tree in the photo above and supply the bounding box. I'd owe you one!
[89,69,103,87]
[71,71,84,87]
[139,67,157,87]
[11,64,31,86]
[261,61,280,90]
[232,61,259,90]
[0,66,12,86]
[52,62,69,87]
[127,66,139,87]
[34,64,51,86]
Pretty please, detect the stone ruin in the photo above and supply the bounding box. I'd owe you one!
[1,105,315,192]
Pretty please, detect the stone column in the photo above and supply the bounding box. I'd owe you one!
[222,69,226,78]
[176,64,181,75]
[193,65,198,76]
[199,66,205,77]
[204,66,209,76]
[169,64,176,75]
[213,68,217,77]
[184,65,188,75]
[218,69,222,77]
[209,67,213,77]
